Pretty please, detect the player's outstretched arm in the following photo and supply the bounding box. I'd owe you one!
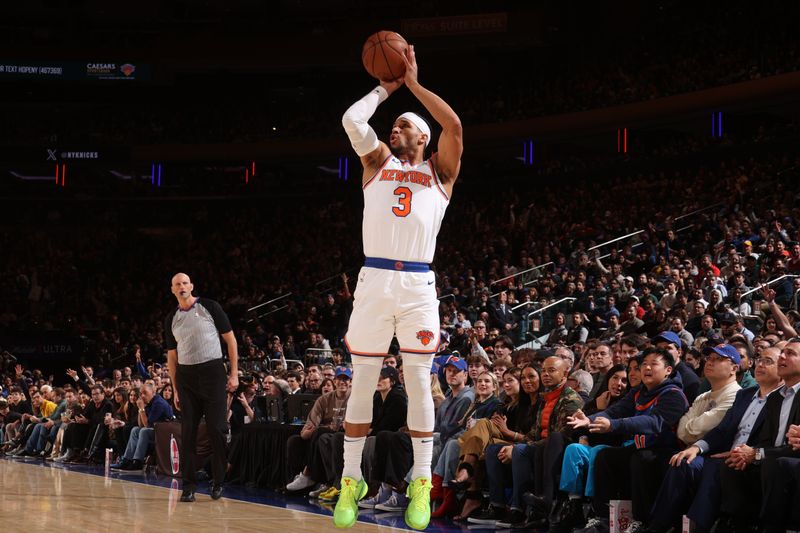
[401,44,463,188]
[342,79,403,183]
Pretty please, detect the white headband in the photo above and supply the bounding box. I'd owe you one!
[397,112,431,147]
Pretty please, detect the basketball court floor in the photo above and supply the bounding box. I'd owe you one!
[0,458,491,532]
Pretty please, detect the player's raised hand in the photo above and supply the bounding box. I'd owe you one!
[401,44,419,88]
[380,77,404,96]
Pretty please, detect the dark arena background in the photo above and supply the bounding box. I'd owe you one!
[2,1,800,532]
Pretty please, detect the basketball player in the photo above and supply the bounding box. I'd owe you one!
[334,45,462,530]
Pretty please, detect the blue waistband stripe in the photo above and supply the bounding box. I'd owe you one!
[364,257,430,272]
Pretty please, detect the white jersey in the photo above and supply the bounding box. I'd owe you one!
[362,155,450,264]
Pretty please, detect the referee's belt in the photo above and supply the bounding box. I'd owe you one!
[364,257,430,272]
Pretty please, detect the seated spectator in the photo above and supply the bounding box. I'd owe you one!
[323,365,407,505]
[228,376,265,435]
[368,358,473,513]
[472,356,582,528]
[450,367,538,496]
[19,387,73,458]
[320,378,335,394]
[647,346,782,533]
[654,331,701,403]
[111,382,173,471]
[10,388,59,457]
[587,341,614,399]
[105,387,136,456]
[552,362,636,532]
[567,347,689,533]
[567,370,593,404]
[431,371,501,519]
[546,313,569,345]
[717,338,800,531]
[303,364,324,394]
[285,367,350,493]
[566,313,589,345]
[55,384,113,464]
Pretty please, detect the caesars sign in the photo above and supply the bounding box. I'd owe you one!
[0,61,149,81]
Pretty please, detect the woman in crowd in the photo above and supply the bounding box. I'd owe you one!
[431,370,502,519]
[320,378,335,395]
[106,386,136,456]
[447,368,538,520]
[160,383,178,416]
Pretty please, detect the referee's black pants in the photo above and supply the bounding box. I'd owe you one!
[176,359,228,490]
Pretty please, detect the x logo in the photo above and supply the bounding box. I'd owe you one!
[46,148,57,161]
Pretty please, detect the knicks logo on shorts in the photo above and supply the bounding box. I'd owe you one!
[416,330,435,346]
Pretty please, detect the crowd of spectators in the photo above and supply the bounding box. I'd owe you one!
[3,33,800,527]
[2,3,799,146]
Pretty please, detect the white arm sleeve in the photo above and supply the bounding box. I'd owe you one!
[341,86,387,156]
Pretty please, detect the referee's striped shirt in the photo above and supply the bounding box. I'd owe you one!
[165,297,233,365]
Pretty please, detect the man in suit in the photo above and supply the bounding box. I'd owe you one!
[491,291,518,339]
[756,339,800,532]
[644,346,783,533]
[718,339,800,531]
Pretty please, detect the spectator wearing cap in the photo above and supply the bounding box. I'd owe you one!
[598,309,622,342]
[318,365,408,505]
[285,367,351,493]
[431,370,501,519]
[367,357,474,512]
[654,330,701,404]
[675,344,741,447]
[720,313,755,343]
[436,329,451,354]
[648,345,783,533]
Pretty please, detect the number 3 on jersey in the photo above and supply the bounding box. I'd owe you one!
[392,186,412,217]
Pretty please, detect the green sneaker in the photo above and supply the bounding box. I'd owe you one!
[333,477,368,528]
[404,477,432,530]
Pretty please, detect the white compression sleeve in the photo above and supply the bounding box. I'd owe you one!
[341,86,387,156]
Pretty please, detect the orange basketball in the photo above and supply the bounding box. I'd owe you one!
[362,31,408,82]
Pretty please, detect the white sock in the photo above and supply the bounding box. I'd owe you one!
[410,436,434,481]
[341,435,366,481]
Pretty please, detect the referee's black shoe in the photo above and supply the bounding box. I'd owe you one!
[211,484,223,500]
[180,489,196,502]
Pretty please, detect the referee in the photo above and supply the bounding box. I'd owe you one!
[166,272,238,502]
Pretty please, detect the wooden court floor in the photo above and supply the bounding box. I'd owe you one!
[0,459,409,532]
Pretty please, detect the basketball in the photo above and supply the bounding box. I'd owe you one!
[362,30,408,82]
